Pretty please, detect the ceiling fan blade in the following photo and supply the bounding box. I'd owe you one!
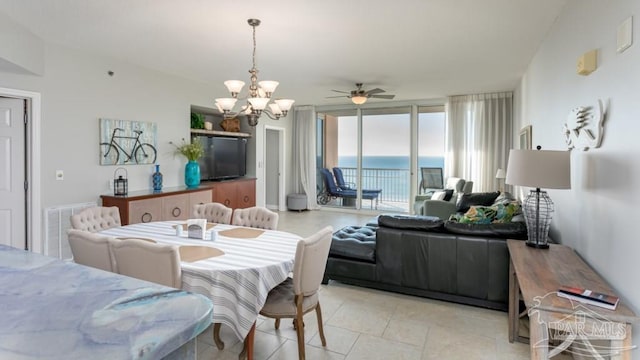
[331,89,350,94]
[325,95,349,98]
[365,88,386,95]
[370,94,396,99]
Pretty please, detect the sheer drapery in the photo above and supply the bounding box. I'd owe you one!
[292,106,319,209]
[445,92,512,192]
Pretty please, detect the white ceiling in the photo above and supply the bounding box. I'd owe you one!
[0,0,567,106]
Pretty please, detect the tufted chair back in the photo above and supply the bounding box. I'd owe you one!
[110,238,182,288]
[70,206,122,233]
[67,229,117,272]
[231,207,279,230]
[192,202,233,224]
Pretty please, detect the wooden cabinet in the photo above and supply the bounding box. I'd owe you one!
[211,178,256,209]
[101,187,213,225]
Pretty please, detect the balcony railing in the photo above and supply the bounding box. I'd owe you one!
[339,167,410,203]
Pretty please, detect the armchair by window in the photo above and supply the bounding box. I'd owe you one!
[414,177,474,218]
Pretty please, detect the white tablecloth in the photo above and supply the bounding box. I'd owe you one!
[100,221,300,340]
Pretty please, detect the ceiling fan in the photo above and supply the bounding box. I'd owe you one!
[327,83,396,105]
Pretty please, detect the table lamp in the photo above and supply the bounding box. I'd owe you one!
[505,146,571,248]
[495,168,506,192]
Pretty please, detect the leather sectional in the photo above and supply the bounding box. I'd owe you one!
[323,215,527,311]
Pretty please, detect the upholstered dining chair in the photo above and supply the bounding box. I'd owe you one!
[192,202,233,224]
[231,206,279,230]
[70,206,121,233]
[67,229,117,272]
[110,238,182,288]
[258,226,333,360]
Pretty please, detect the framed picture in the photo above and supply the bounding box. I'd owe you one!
[99,118,158,165]
[519,125,532,150]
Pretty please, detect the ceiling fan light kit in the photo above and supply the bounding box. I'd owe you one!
[329,82,396,105]
[351,96,368,105]
[215,19,294,127]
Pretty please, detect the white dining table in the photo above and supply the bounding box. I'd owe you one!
[99,221,300,348]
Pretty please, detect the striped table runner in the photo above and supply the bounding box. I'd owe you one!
[100,221,300,340]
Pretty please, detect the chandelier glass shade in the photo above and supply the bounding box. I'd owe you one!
[215,19,294,127]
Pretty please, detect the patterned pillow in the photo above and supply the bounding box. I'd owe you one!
[453,202,521,224]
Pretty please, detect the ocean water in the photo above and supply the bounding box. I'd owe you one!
[338,156,444,169]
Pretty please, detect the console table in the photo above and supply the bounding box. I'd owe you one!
[507,240,637,359]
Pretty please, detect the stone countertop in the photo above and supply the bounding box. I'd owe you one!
[0,245,213,359]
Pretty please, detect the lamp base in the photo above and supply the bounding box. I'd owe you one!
[525,241,549,249]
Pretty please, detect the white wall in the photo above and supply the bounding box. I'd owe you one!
[517,0,640,342]
[1,41,219,208]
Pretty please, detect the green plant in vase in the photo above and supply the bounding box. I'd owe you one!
[171,138,204,188]
[190,112,205,130]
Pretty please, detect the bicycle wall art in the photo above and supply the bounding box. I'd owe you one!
[99,118,158,165]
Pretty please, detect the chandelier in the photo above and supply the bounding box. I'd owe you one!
[215,19,295,127]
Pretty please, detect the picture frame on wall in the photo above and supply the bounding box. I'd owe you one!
[519,125,532,150]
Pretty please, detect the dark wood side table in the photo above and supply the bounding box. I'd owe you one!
[507,240,637,359]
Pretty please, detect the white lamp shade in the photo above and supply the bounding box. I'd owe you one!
[224,80,245,94]
[268,103,282,115]
[351,96,368,105]
[248,97,270,110]
[274,99,295,111]
[495,168,506,179]
[258,81,279,95]
[505,149,571,189]
[215,98,237,111]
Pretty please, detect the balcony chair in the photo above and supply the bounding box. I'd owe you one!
[192,202,233,224]
[258,226,333,360]
[317,168,379,209]
[332,167,383,201]
[70,206,121,233]
[418,167,444,194]
[67,229,117,272]
[110,238,182,288]
[231,206,279,230]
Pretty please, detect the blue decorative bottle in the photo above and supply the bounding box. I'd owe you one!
[152,164,163,191]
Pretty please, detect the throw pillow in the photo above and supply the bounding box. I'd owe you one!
[456,191,501,213]
[492,202,521,223]
[431,191,446,200]
[442,189,454,201]
[458,206,496,224]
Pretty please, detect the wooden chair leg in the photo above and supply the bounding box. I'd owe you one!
[295,313,306,360]
[315,303,327,346]
[239,322,256,360]
[275,318,280,329]
[213,322,225,350]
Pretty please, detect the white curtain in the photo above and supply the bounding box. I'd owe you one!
[445,92,512,192]
[292,106,319,209]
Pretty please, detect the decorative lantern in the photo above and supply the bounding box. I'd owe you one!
[113,167,128,196]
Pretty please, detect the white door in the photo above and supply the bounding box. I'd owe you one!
[0,97,26,249]
[265,129,280,209]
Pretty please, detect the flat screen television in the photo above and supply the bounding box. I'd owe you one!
[193,135,247,180]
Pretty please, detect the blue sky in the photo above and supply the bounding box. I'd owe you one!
[337,112,445,157]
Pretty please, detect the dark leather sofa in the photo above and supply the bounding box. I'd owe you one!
[323,215,527,311]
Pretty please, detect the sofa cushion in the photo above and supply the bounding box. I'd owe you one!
[444,221,528,239]
[330,226,377,263]
[456,191,501,213]
[378,215,445,231]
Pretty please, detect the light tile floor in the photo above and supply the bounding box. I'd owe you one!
[195,209,573,359]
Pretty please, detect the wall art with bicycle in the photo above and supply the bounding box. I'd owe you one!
[99,118,158,165]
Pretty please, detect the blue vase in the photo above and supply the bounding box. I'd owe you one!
[152,164,163,191]
[185,160,200,188]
